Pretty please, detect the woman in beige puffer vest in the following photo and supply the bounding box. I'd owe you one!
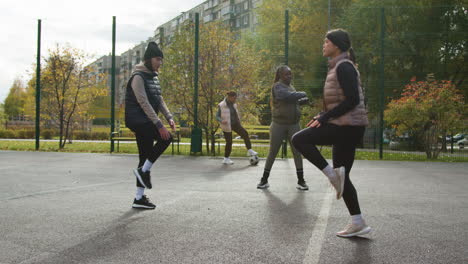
[291,29,371,238]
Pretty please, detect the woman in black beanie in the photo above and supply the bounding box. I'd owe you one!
[291,29,371,237]
[125,41,176,209]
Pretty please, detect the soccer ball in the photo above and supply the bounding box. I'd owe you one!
[249,155,259,166]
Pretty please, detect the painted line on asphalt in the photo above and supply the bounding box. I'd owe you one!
[302,190,333,264]
[1,180,132,201]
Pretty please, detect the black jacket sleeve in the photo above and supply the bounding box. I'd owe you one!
[318,62,360,123]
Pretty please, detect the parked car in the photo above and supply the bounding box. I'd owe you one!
[446,133,465,143]
[458,138,467,149]
[389,135,412,150]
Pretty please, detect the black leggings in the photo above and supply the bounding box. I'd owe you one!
[129,122,172,187]
[223,123,252,158]
[291,124,365,215]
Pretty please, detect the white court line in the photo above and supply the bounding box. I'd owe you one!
[302,190,334,264]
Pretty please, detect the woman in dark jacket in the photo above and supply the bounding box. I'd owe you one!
[292,29,371,237]
[257,65,310,190]
[125,42,176,210]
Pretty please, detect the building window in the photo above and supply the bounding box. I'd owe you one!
[243,1,249,11]
[235,4,241,14]
[243,14,249,26]
[204,14,212,22]
[236,17,241,28]
[221,6,230,16]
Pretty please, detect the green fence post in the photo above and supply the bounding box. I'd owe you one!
[110,16,116,153]
[378,8,386,159]
[281,10,289,158]
[35,19,41,150]
[190,13,202,154]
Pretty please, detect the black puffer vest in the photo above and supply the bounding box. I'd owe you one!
[125,71,162,127]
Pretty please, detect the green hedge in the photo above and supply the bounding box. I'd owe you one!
[0,129,109,140]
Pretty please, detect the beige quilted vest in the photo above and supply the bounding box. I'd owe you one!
[323,55,368,126]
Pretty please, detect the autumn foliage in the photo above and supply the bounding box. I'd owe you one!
[385,76,465,159]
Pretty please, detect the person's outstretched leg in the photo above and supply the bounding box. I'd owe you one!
[258,122,286,189]
[291,124,345,199]
[223,131,234,164]
[232,124,252,150]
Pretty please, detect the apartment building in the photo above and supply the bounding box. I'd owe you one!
[89,0,263,106]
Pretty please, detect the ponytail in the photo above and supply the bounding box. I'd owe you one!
[348,47,356,64]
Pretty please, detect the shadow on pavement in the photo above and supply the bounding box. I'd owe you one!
[345,236,373,264]
[31,209,146,264]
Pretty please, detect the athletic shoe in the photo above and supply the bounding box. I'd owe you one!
[336,222,372,238]
[329,166,345,199]
[257,178,269,189]
[296,180,309,191]
[222,157,234,165]
[247,149,258,156]
[133,167,152,189]
[132,195,156,210]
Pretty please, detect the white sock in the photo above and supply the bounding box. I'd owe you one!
[142,160,153,172]
[136,187,145,200]
[322,165,335,179]
[352,214,364,225]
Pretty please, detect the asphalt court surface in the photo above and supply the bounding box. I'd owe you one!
[0,151,467,264]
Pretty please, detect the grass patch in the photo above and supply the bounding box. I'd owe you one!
[0,140,466,162]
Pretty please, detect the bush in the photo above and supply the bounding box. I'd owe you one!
[92,118,111,126]
[72,130,109,140]
[0,129,16,138]
[17,129,35,139]
[91,132,108,140]
[179,127,191,138]
[41,129,55,139]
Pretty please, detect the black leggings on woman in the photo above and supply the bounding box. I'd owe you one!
[291,124,365,215]
[129,122,172,187]
[223,123,252,158]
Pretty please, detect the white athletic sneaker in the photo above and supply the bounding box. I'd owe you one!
[247,149,258,156]
[222,157,234,165]
[330,167,345,199]
[336,222,372,238]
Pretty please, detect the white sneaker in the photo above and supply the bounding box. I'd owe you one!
[247,149,258,156]
[222,157,234,165]
[336,222,372,238]
[329,167,345,200]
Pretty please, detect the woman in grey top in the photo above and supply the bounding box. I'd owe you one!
[257,65,310,190]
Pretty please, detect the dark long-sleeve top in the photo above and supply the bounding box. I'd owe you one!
[318,62,360,124]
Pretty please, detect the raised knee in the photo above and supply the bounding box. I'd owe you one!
[291,133,301,147]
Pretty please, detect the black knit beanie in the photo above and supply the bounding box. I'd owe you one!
[326,29,351,52]
[144,41,164,59]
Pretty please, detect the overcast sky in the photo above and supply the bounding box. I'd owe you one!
[0,0,202,103]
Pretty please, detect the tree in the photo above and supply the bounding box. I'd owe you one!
[25,44,107,148]
[0,103,6,127]
[385,75,465,159]
[336,0,468,114]
[161,21,265,154]
[253,0,356,124]
[4,78,28,120]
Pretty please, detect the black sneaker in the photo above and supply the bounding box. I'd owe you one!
[257,178,270,189]
[297,180,309,191]
[132,195,156,210]
[133,168,152,189]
